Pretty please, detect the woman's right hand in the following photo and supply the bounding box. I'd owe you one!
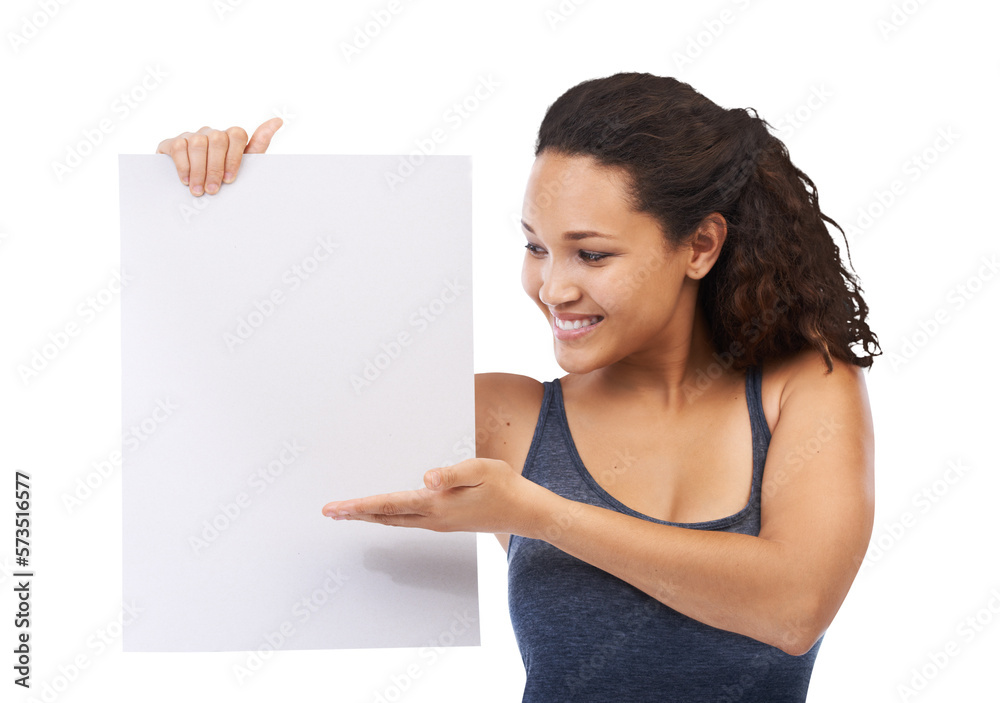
[155,117,283,197]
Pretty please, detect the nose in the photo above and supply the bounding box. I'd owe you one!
[538,258,581,308]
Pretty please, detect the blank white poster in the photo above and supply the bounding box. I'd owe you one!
[119,154,478,652]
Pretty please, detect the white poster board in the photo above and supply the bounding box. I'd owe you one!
[119,154,478,652]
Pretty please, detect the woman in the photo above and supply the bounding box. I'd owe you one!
[157,72,878,701]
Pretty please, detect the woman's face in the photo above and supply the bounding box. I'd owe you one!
[520,150,698,375]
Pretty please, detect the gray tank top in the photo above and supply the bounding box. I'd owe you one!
[507,366,822,701]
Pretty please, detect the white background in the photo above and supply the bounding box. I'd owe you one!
[2,0,998,701]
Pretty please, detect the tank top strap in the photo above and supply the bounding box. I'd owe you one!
[518,366,770,533]
[518,378,569,488]
[745,363,771,509]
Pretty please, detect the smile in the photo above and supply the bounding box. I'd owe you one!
[554,316,602,330]
[552,315,603,340]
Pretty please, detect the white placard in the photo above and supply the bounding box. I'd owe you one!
[119,154,478,652]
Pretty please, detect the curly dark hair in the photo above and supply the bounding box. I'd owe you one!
[534,72,880,372]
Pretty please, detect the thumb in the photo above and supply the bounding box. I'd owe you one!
[424,459,484,491]
[245,116,283,153]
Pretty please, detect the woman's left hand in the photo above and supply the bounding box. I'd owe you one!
[321,458,550,536]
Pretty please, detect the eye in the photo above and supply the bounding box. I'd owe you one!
[524,243,545,256]
[578,250,611,263]
[524,243,613,263]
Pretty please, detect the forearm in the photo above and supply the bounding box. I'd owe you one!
[527,491,821,655]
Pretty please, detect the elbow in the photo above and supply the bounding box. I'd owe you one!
[769,596,829,657]
[775,628,823,657]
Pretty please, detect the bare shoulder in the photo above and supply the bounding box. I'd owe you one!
[474,372,545,470]
[762,348,871,427]
[475,372,545,412]
[758,346,875,535]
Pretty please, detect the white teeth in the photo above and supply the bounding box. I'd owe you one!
[555,316,600,330]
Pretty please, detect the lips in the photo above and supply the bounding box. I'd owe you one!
[551,313,603,340]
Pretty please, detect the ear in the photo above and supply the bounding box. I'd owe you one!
[686,213,728,280]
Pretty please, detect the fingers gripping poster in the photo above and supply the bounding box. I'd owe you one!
[118,154,478,652]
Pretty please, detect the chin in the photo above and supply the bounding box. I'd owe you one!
[552,347,607,376]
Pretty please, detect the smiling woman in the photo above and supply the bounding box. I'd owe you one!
[156,71,880,703]
[519,150,700,375]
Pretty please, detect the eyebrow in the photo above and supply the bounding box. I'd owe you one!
[520,220,616,241]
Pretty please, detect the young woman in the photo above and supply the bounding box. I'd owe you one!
[157,72,879,702]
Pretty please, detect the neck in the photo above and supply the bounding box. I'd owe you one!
[588,293,733,408]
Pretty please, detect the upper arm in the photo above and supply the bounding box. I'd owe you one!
[474,372,513,463]
[475,372,545,553]
[757,351,875,644]
[474,372,543,464]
